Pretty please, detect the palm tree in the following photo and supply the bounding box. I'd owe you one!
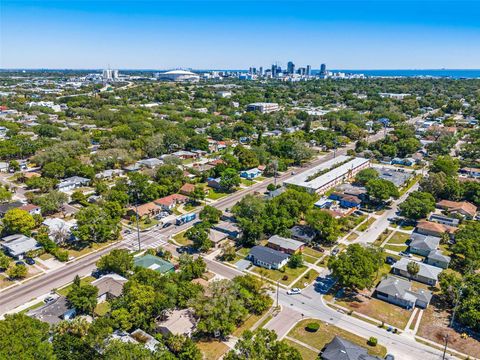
[407,261,420,280]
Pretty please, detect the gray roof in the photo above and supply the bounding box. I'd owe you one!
[375,168,412,187]
[137,158,163,168]
[289,225,316,242]
[409,233,440,252]
[321,336,382,360]
[28,296,71,325]
[57,176,90,188]
[1,234,40,257]
[429,214,460,226]
[267,235,304,251]
[0,201,24,215]
[249,245,289,265]
[392,258,443,281]
[427,250,451,263]
[376,276,432,304]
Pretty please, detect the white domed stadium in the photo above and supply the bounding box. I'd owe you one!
[157,69,200,82]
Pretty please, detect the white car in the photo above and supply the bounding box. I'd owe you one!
[287,288,302,295]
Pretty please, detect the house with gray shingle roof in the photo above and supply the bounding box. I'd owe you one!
[426,250,451,269]
[320,336,382,360]
[409,233,440,257]
[376,276,432,309]
[391,258,443,285]
[267,235,305,254]
[248,245,289,270]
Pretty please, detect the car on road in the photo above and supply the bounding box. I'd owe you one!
[386,326,393,332]
[331,248,340,256]
[25,257,35,265]
[124,229,132,234]
[399,251,412,258]
[291,171,296,175]
[162,222,172,229]
[287,288,302,295]
[385,354,395,360]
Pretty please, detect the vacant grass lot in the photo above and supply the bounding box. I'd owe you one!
[288,319,387,358]
[384,244,408,252]
[206,189,229,200]
[57,276,95,296]
[292,269,319,289]
[172,230,193,246]
[284,339,319,360]
[251,265,307,286]
[373,229,393,246]
[387,232,410,245]
[196,340,230,360]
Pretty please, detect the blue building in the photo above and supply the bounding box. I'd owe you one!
[240,168,262,179]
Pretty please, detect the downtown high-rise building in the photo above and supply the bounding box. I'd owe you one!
[306,65,311,76]
[320,63,327,76]
[287,61,295,74]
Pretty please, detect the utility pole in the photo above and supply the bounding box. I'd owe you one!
[333,139,337,158]
[442,334,449,360]
[133,189,141,251]
[276,280,279,308]
[273,160,278,187]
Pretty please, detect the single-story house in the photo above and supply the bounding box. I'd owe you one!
[19,204,41,216]
[95,169,124,180]
[127,202,161,218]
[134,254,175,274]
[320,336,383,360]
[0,201,24,217]
[1,234,41,258]
[329,193,362,208]
[391,258,443,285]
[156,309,196,337]
[267,235,304,254]
[426,250,451,269]
[289,225,317,243]
[408,233,440,257]
[436,200,477,219]
[314,198,334,209]
[208,228,229,247]
[123,163,142,172]
[179,183,196,196]
[429,214,459,227]
[154,194,188,211]
[415,220,457,238]
[376,276,432,309]
[136,158,163,169]
[170,150,198,160]
[248,245,289,270]
[240,168,262,179]
[460,167,480,178]
[28,296,75,325]
[207,177,222,190]
[109,329,159,353]
[57,176,90,192]
[42,218,76,244]
[212,220,242,239]
[91,274,128,303]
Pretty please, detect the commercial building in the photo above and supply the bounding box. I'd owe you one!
[283,156,370,194]
[246,102,280,113]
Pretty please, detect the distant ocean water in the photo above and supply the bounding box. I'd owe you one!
[314,69,480,79]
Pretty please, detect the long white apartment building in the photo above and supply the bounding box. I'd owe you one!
[283,156,370,194]
[246,102,280,113]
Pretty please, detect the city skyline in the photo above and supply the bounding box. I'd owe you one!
[1,0,480,69]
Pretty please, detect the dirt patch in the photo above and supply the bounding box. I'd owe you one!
[417,299,480,359]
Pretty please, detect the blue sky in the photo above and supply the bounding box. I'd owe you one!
[1,0,480,69]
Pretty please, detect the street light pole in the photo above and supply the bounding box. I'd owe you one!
[134,190,141,251]
[442,334,449,360]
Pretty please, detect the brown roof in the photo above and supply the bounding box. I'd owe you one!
[130,202,159,217]
[19,204,40,211]
[92,276,127,298]
[154,194,188,207]
[23,172,41,179]
[179,183,195,194]
[416,220,458,234]
[436,200,477,217]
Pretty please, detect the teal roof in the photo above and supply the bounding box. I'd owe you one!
[134,254,175,273]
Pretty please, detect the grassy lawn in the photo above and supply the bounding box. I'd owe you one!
[373,229,393,247]
[57,276,95,296]
[251,265,308,286]
[373,263,392,284]
[237,247,250,257]
[0,274,13,289]
[240,178,255,186]
[387,231,410,245]
[94,301,111,316]
[347,232,359,241]
[303,254,318,264]
[39,253,54,261]
[183,203,198,212]
[384,244,408,252]
[288,319,387,358]
[292,269,319,289]
[283,339,319,360]
[357,217,376,232]
[196,340,230,360]
[233,312,264,337]
[20,300,45,314]
[399,224,415,230]
[137,218,159,230]
[207,189,229,200]
[335,295,411,329]
[64,240,116,259]
[172,230,193,246]
[302,247,324,259]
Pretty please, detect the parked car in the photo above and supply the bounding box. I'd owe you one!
[124,229,132,234]
[399,251,412,258]
[15,261,26,266]
[287,288,302,295]
[385,256,397,265]
[25,257,35,265]
[91,269,107,279]
[385,354,395,360]
[162,222,172,229]
[44,296,56,304]
[331,248,340,256]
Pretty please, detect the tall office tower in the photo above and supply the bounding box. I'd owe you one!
[252,67,257,74]
[259,66,264,76]
[306,65,311,76]
[112,69,119,80]
[320,63,327,75]
[287,61,295,74]
[277,66,282,75]
[249,67,254,75]
[271,64,277,77]
[297,67,305,76]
